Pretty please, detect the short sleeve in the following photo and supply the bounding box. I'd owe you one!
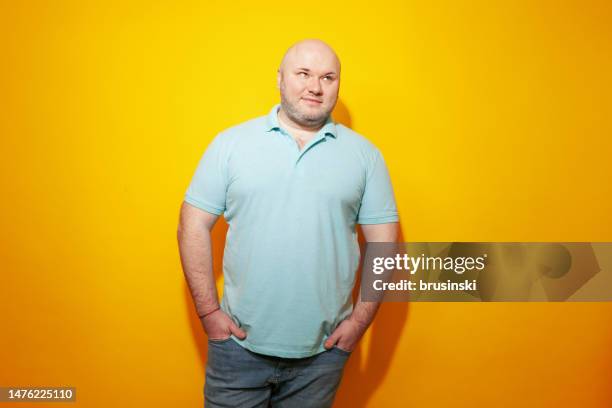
[357,149,399,224]
[184,134,229,215]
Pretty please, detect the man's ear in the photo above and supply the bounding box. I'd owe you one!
[276,70,281,89]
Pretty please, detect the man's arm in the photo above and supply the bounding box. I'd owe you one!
[324,222,398,351]
[177,201,246,340]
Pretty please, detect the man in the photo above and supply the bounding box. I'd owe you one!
[178,39,398,407]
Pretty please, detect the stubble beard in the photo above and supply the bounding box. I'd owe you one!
[280,92,332,129]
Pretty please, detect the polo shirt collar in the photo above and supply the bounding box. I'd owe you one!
[265,103,337,138]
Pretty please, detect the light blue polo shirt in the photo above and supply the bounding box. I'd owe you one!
[185,104,398,358]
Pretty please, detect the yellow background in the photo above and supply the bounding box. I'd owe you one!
[2,1,611,407]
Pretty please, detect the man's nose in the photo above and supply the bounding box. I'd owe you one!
[307,77,322,95]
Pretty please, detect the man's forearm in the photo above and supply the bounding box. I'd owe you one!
[347,292,381,331]
[347,222,399,331]
[177,225,219,317]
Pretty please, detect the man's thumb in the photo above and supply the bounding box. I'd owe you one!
[230,323,247,339]
[324,334,338,349]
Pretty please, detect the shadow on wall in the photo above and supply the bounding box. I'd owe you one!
[182,100,410,407]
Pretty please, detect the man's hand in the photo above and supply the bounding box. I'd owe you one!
[324,318,368,352]
[200,309,247,341]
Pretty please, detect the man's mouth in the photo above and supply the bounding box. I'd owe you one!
[302,97,323,104]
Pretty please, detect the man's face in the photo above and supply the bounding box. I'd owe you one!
[277,44,340,128]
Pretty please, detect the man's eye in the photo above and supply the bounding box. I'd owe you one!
[323,76,334,81]
[298,72,308,77]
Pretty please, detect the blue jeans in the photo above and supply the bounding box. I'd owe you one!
[204,337,351,407]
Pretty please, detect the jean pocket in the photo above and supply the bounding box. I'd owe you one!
[332,345,352,356]
[208,335,232,344]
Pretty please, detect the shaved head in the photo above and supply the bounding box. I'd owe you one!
[279,39,341,76]
[277,39,341,129]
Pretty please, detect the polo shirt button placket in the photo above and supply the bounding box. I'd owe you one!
[293,135,326,176]
[291,138,302,176]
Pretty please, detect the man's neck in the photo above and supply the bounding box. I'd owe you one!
[277,108,325,134]
[277,110,324,150]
